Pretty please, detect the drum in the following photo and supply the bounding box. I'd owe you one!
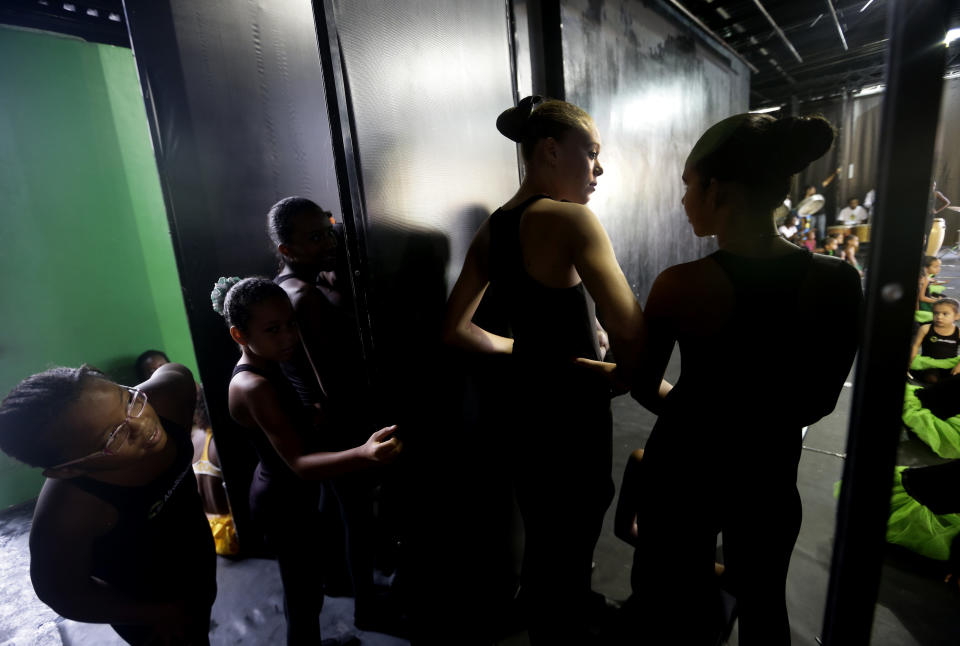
[927,218,946,256]
[827,225,851,238]
[854,223,871,243]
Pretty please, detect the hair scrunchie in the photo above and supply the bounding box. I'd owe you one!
[210,276,241,315]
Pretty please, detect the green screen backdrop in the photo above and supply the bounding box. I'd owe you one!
[0,26,198,509]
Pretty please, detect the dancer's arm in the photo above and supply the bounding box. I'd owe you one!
[442,218,515,354]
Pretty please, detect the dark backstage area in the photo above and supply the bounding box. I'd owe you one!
[1,0,960,644]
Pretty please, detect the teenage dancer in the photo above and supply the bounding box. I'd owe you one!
[590,113,861,645]
[443,95,644,644]
[211,276,401,645]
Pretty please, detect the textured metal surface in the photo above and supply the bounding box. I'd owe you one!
[123,0,342,545]
[560,0,750,303]
[330,0,518,369]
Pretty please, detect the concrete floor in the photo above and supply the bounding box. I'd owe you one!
[3,250,960,645]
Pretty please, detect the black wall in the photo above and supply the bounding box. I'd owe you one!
[123,0,345,544]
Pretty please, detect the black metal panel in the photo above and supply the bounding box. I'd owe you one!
[122,0,342,547]
[327,0,521,634]
[822,1,951,643]
[560,0,750,303]
[329,0,518,389]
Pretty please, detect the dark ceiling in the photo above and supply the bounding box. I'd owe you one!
[675,0,958,108]
[0,0,128,47]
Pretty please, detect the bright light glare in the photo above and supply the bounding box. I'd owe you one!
[859,0,875,12]
[946,28,960,46]
[748,105,782,114]
[854,84,885,97]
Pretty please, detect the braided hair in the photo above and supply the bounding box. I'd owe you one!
[211,276,288,332]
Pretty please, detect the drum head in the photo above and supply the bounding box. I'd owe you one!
[797,194,825,216]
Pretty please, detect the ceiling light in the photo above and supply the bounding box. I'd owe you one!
[860,0,876,12]
[749,105,783,114]
[946,28,960,46]
[855,84,885,97]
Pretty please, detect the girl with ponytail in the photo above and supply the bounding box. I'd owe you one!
[442,96,645,643]
[211,276,401,645]
[595,114,863,645]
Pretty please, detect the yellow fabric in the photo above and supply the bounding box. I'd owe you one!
[207,512,240,556]
[193,429,222,478]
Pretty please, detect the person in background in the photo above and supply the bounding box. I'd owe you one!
[135,349,170,383]
[802,230,818,252]
[837,197,868,225]
[919,256,944,316]
[266,196,399,632]
[0,363,216,645]
[910,298,960,384]
[777,214,799,239]
[134,351,237,556]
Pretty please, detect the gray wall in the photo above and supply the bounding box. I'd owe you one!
[561,0,751,303]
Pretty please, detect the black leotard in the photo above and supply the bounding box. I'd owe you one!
[71,416,216,641]
[230,363,326,644]
[628,248,861,645]
[486,194,612,644]
[921,325,960,360]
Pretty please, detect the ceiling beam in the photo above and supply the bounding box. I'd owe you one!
[663,0,760,73]
[826,0,850,50]
[752,0,804,63]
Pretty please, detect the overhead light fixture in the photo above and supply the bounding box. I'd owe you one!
[946,28,960,46]
[855,84,885,97]
[749,105,783,113]
[860,0,876,12]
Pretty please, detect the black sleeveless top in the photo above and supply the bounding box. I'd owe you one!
[231,363,318,480]
[921,324,960,360]
[274,272,368,446]
[488,195,600,365]
[70,416,215,605]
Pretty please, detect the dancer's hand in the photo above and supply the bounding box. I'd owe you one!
[364,425,403,464]
[574,358,629,395]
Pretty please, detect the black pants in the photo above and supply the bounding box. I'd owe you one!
[250,464,325,646]
[326,471,378,609]
[510,382,614,645]
[623,450,802,646]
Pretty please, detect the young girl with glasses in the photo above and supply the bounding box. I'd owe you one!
[0,362,216,645]
[211,276,401,645]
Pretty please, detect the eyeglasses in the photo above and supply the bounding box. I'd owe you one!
[48,388,149,470]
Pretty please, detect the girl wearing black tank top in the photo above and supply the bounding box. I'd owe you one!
[585,114,861,645]
[443,96,645,644]
[0,362,215,645]
[211,277,401,645]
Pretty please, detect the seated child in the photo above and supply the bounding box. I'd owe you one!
[802,230,817,252]
[841,234,864,277]
[918,256,943,316]
[910,298,960,384]
[820,236,839,256]
[0,363,216,644]
[135,350,238,556]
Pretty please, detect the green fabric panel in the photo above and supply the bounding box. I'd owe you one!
[97,45,198,376]
[0,28,196,508]
[902,385,960,458]
[887,467,960,561]
[836,468,960,561]
[916,310,933,323]
[931,284,946,295]
[910,354,960,370]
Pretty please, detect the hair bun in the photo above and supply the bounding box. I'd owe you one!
[211,276,241,316]
[770,115,835,175]
[496,95,543,142]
